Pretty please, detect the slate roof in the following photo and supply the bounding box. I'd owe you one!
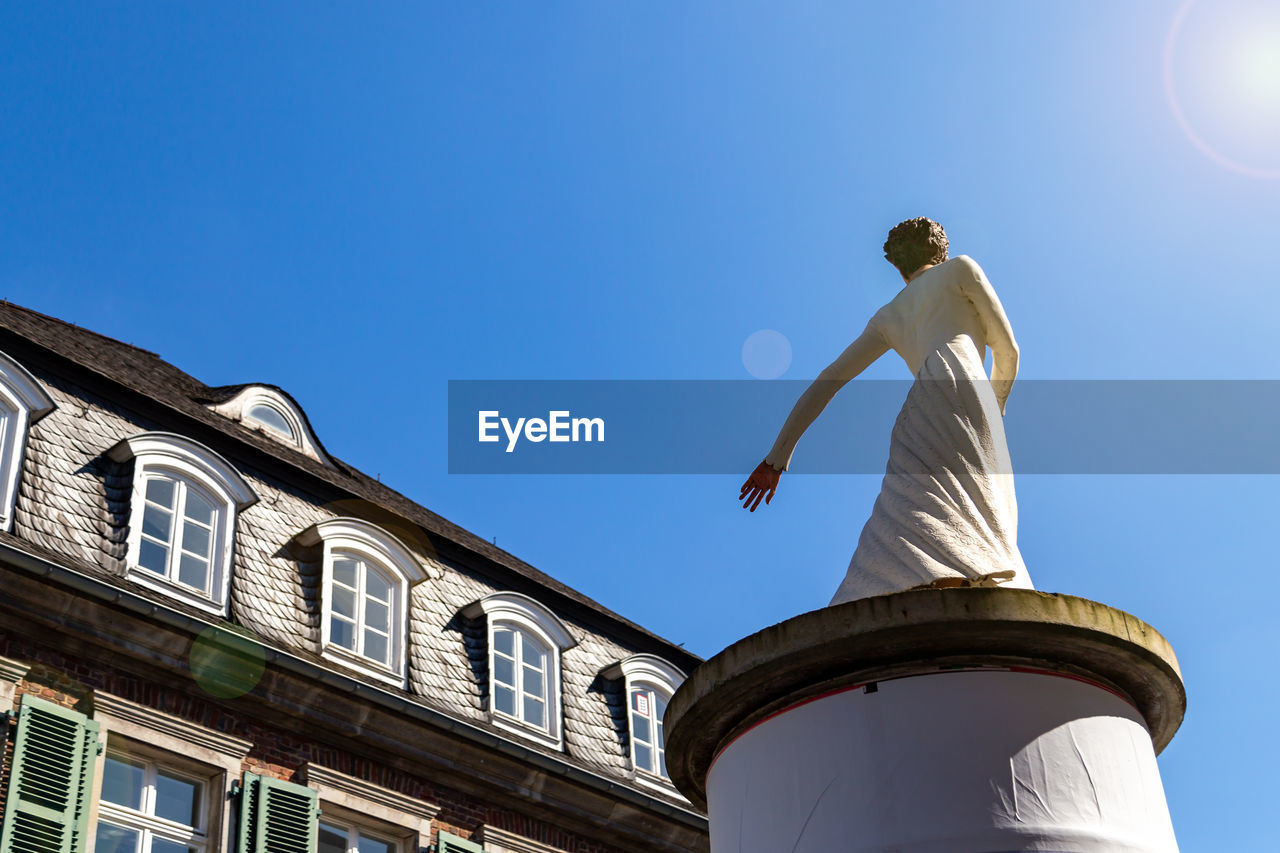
[0,299,700,807]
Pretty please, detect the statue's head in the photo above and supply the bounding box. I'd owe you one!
[884,217,948,279]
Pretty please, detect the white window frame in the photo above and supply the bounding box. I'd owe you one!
[0,349,55,532]
[96,750,212,853]
[207,386,333,467]
[109,433,257,616]
[318,816,402,853]
[601,655,686,792]
[294,518,432,688]
[462,592,576,751]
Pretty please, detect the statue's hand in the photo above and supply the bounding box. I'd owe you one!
[739,459,781,512]
[994,379,1012,416]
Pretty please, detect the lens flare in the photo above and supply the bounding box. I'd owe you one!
[1165,0,1280,179]
[742,329,793,379]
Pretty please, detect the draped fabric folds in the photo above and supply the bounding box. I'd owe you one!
[829,335,1030,605]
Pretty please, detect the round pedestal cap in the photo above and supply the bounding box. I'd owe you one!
[665,588,1184,810]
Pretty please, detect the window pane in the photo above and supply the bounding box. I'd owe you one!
[632,711,652,746]
[138,538,169,575]
[363,630,388,664]
[184,490,215,526]
[493,655,514,688]
[145,478,176,509]
[521,634,544,667]
[182,521,211,560]
[364,598,389,633]
[522,665,544,700]
[634,742,653,774]
[142,504,173,543]
[493,627,514,657]
[357,835,393,853]
[178,553,209,591]
[494,684,516,716]
[248,404,295,438]
[101,756,144,809]
[332,558,358,589]
[155,770,201,827]
[523,695,545,728]
[94,823,140,853]
[318,823,347,853]
[332,586,356,619]
[330,618,355,650]
[150,839,195,853]
[364,570,392,602]
[659,749,667,778]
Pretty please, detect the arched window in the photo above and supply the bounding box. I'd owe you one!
[294,518,432,686]
[207,385,331,466]
[602,655,686,786]
[108,433,257,616]
[490,624,550,730]
[245,402,295,440]
[0,350,55,532]
[462,592,576,749]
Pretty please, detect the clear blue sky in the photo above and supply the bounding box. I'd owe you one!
[3,1,1277,847]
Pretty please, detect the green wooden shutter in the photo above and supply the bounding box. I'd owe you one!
[237,773,320,853]
[0,695,101,853]
[436,832,483,853]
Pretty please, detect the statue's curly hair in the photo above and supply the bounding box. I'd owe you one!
[884,217,948,278]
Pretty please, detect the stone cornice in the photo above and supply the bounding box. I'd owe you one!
[92,691,254,759]
[0,655,30,683]
[301,763,440,824]
[479,826,566,853]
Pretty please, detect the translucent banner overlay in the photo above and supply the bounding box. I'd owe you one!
[448,380,1280,474]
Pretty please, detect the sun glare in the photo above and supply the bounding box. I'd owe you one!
[1165,0,1280,178]
[1233,30,1280,108]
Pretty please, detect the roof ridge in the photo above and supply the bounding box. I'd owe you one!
[1,299,167,360]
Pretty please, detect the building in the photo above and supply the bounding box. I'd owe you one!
[0,301,709,853]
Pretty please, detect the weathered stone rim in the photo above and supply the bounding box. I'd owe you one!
[664,588,1184,810]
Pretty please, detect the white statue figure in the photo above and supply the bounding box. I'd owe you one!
[739,218,1033,604]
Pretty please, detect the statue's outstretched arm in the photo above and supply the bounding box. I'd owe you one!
[955,255,1020,414]
[740,321,887,510]
[762,320,889,472]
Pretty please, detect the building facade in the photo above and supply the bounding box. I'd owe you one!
[0,302,708,853]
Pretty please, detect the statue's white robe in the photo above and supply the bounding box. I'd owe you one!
[764,255,1033,603]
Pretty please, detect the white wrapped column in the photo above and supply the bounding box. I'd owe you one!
[667,589,1184,853]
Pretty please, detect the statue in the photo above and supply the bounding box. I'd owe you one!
[739,218,1033,604]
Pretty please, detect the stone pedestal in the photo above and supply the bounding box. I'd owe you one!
[666,589,1184,853]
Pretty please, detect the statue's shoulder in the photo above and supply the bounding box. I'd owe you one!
[937,255,988,290]
[947,254,983,275]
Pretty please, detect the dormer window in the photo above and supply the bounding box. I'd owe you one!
[329,555,394,666]
[491,624,550,729]
[245,402,295,440]
[108,433,257,616]
[293,518,433,686]
[136,475,217,588]
[207,386,331,466]
[462,592,576,750]
[0,349,55,532]
[602,655,686,787]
